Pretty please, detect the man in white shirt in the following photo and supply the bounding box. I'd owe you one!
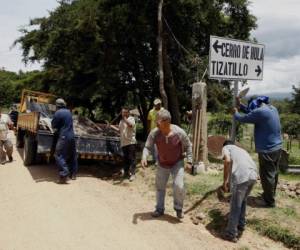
[0,108,14,164]
[112,107,137,181]
[222,140,257,243]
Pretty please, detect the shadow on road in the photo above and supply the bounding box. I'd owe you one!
[17,147,125,183]
[205,208,228,240]
[132,212,181,225]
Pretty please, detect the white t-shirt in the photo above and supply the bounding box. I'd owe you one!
[222,145,257,187]
[119,116,136,147]
[0,114,12,140]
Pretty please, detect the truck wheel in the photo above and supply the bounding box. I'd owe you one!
[16,129,25,148]
[24,134,37,166]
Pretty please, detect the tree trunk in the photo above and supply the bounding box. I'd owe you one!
[162,35,180,125]
[158,0,168,109]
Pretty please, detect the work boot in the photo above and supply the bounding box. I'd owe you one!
[175,209,184,219]
[69,173,77,180]
[8,156,13,162]
[222,232,238,243]
[58,176,68,184]
[151,210,164,218]
[237,225,245,237]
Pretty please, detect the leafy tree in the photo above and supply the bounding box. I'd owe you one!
[290,84,300,114]
[280,113,300,139]
[15,0,257,134]
[0,69,20,107]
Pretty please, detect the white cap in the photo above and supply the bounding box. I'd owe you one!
[153,98,162,105]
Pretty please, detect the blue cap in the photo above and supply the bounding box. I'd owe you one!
[247,96,269,111]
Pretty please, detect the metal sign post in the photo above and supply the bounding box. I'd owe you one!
[230,80,239,141]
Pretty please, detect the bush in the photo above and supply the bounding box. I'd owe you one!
[280,114,300,138]
[208,113,244,140]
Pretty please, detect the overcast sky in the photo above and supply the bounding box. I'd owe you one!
[0,0,299,94]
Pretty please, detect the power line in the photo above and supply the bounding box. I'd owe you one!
[163,16,194,57]
[163,16,208,81]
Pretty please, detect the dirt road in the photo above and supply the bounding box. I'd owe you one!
[0,132,286,250]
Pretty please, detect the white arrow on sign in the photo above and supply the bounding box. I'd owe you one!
[209,36,265,81]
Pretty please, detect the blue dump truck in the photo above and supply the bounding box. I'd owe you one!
[16,89,123,166]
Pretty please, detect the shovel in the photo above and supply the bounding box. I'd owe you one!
[238,87,250,98]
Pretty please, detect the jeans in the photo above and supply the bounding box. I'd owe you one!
[155,160,185,212]
[0,139,13,162]
[226,180,256,237]
[122,144,136,176]
[55,136,78,178]
[258,149,281,206]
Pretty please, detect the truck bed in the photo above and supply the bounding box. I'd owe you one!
[37,130,123,162]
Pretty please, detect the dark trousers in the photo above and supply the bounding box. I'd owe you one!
[122,144,136,176]
[258,149,281,206]
[55,137,78,178]
[226,180,256,237]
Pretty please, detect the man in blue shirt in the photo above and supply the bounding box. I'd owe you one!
[52,98,78,184]
[234,96,282,207]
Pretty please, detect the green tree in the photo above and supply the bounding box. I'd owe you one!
[15,0,257,134]
[290,84,300,114]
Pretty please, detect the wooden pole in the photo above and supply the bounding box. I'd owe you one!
[192,82,208,168]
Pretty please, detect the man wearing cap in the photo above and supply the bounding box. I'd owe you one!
[141,109,192,219]
[51,98,78,184]
[147,98,164,133]
[0,108,14,164]
[234,96,282,207]
[147,98,164,162]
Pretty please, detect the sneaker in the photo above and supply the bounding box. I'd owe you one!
[129,174,135,182]
[151,210,164,218]
[8,156,13,162]
[222,232,238,243]
[175,209,184,219]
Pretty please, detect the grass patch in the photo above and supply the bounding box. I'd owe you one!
[186,174,222,196]
[187,182,213,196]
[280,173,300,182]
[248,218,300,249]
[275,207,298,217]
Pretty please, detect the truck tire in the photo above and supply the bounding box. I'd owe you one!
[24,134,37,166]
[16,129,25,148]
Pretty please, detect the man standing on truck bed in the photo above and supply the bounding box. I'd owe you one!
[51,98,78,184]
[0,108,14,164]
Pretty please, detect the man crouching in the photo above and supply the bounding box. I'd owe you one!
[222,140,257,242]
